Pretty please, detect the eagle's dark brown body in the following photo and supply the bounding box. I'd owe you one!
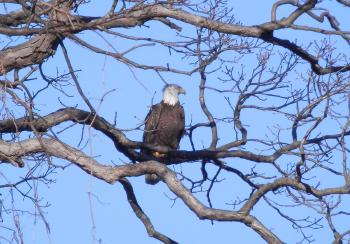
[143,101,185,152]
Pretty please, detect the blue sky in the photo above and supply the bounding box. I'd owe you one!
[1,1,349,243]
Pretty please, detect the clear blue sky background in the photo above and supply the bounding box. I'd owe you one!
[1,1,349,243]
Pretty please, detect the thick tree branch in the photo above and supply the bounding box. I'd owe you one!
[0,34,60,74]
[1,108,350,165]
[0,137,283,243]
[1,3,349,75]
[2,137,349,243]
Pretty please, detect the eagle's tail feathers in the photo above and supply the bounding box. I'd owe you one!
[145,174,160,185]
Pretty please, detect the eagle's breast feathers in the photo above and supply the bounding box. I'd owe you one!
[143,101,185,152]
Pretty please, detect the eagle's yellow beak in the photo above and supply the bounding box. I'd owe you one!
[179,88,186,95]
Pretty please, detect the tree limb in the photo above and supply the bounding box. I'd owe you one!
[119,179,178,244]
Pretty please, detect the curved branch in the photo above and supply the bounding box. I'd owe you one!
[261,35,350,75]
[3,137,349,243]
[0,108,274,163]
[0,107,139,160]
[199,69,218,149]
[1,107,350,164]
[0,107,282,163]
[0,137,283,243]
[68,34,192,75]
[2,135,350,241]
[239,177,350,214]
[1,3,348,75]
[119,179,178,244]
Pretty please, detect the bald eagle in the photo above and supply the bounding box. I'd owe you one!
[142,84,186,185]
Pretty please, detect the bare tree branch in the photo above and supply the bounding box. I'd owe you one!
[120,179,178,244]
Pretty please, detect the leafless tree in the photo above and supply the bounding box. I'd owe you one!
[1,0,350,243]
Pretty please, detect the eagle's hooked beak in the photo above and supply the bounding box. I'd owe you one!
[179,87,186,95]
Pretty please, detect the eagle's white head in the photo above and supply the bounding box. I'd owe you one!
[163,84,186,106]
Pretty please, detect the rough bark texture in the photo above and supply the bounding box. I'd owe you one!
[0,34,60,74]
